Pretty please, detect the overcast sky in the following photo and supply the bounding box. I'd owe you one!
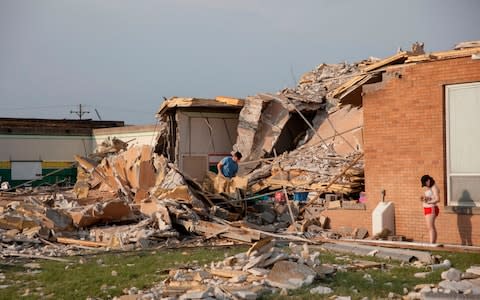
[1,0,479,125]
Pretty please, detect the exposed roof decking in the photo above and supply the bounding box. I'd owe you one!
[156,96,244,117]
[331,46,480,104]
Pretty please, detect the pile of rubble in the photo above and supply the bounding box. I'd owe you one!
[157,238,321,299]
[113,238,383,300]
[254,147,364,195]
[7,48,439,259]
[280,58,380,103]
[1,136,358,260]
[9,46,438,262]
[0,66,371,261]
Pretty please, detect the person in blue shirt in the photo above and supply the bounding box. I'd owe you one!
[217,151,242,178]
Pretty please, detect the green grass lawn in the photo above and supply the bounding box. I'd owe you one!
[0,246,479,300]
[0,246,248,300]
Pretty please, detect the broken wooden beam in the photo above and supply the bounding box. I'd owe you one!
[178,219,261,243]
[3,252,71,262]
[324,153,364,192]
[56,237,108,248]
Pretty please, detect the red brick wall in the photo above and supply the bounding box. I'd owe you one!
[358,57,480,245]
[322,209,371,233]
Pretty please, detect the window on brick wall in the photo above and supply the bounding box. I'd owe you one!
[446,82,480,207]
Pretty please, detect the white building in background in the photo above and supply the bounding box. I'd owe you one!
[0,118,159,187]
[92,124,159,150]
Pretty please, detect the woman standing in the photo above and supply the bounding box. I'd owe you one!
[420,175,440,244]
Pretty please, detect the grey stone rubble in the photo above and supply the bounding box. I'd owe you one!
[406,266,480,300]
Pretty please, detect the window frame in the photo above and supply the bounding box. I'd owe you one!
[445,82,480,207]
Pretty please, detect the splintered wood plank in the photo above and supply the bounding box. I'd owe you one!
[352,260,384,270]
[126,162,141,190]
[209,269,249,278]
[330,75,365,99]
[406,47,480,62]
[73,181,89,199]
[139,146,155,189]
[74,155,97,172]
[323,153,364,192]
[159,185,192,202]
[363,51,408,72]
[179,220,260,243]
[100,159,119,191]
[166,281,203,289]
[247,237,274,256]
[3,252,71,262]
[140,145,153,162]
[265,178,292,187]
[331,52,408,98]
[134,188,149,204]
[123,146,141,189]
[113,157,128,183]
[124,146,141,167]
[215,96,244,106]
[205,228,228,239]
[153,155,168,185]
[228,176,248,193]
[56,237,108,248]
[69,208,98,228]
[139,162,156,190]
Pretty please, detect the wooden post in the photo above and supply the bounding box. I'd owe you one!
[273,149,298,232]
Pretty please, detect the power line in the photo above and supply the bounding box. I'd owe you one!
[1,104,72,111]
[70,104,90,120]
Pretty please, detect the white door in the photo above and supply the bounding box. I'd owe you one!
[11,161,42,180]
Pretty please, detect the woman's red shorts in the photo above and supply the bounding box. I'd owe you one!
[423,206,439,216]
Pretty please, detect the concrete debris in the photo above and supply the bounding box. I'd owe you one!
[310,285,333,295]
[0,138,366,261]
[431,260,452,271]
[282,60,374,103]
[113,238,338,299]
[414,271,433,279]
[265,260,316,289]
[319,242,433,263]
[442,268,463,282]
[466,266,480,276]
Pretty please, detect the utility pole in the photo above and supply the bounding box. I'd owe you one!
[70,104,90,120]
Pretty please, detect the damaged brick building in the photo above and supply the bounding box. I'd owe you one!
[323,44,480,245]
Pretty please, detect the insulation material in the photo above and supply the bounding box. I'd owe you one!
[307,105,364,155]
